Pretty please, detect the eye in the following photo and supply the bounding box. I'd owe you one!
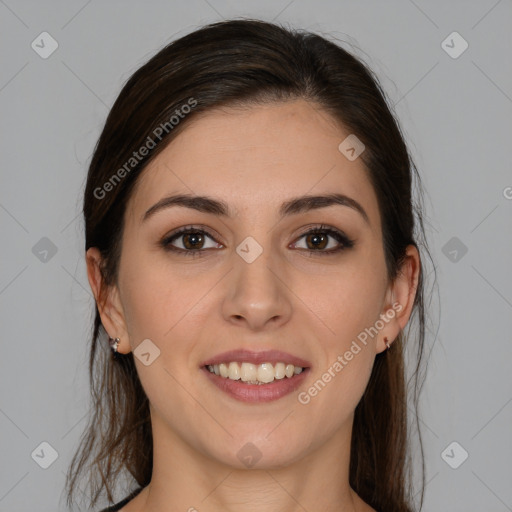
[291,224,355,255]
[160,223,354,258]
[160,226,223,257]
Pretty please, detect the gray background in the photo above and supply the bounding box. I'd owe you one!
[1,1,511,511]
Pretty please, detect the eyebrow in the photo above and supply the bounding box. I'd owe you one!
[142,192,370,225]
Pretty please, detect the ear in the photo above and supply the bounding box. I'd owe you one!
[86,247,130,354]
[376,244,421,353]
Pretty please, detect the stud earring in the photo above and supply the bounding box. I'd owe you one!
[108,336,120,353]
[384,337,391,350]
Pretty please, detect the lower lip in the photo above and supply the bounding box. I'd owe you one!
[201,367,310,403]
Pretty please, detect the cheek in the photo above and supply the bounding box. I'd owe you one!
[293,249,385,408]
[301,255,385,424]
[117,257,209,417]
[296,255,387,348]
[119,248,201,340]
[294,343,375,453]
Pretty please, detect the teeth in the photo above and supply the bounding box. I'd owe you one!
[240,362,257,382]
[219,363,229,378]
[274,362,285,379]
[257,363,274,383]
[207,362,305,383]
[228,362,240,380]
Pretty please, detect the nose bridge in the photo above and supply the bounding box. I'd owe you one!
[222,230,291,329]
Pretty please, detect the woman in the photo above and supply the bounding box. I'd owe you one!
[65,18,431,512]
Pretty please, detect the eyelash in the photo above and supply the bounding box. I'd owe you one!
[160,224,355,258]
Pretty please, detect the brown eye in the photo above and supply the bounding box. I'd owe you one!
[160,226,223,257]
[292,225,355,255]
[181,232,205,250]
[304,232,329,250]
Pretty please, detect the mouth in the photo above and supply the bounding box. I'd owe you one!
[201,349,311,402]
[205,361,306,384]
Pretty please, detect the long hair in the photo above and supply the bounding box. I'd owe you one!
[65,18,434,511]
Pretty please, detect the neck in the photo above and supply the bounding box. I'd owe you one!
[134,408,366,512]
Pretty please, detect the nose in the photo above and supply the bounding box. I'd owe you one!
[221,238,293,332]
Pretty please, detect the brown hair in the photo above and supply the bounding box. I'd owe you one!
[65,18,433,511]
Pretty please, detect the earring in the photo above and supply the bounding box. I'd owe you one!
[384,337,391,350]
[108,336,120,353]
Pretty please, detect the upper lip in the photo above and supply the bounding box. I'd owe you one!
[202,349,311,368]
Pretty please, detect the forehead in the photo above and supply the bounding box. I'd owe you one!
[127,99,380,229]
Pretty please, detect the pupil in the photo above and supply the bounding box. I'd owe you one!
[308,233,326,250]
[185,233,203,249]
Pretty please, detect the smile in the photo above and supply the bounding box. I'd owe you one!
[206,361,304,384]
[201,349,311,402]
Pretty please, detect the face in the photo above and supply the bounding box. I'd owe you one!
[99,99,405,469]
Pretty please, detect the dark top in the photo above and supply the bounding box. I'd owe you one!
[99,487,144,511]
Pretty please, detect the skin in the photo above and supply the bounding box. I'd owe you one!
[87,99,420,512]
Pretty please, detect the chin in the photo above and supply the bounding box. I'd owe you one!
[207,432,309,471]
